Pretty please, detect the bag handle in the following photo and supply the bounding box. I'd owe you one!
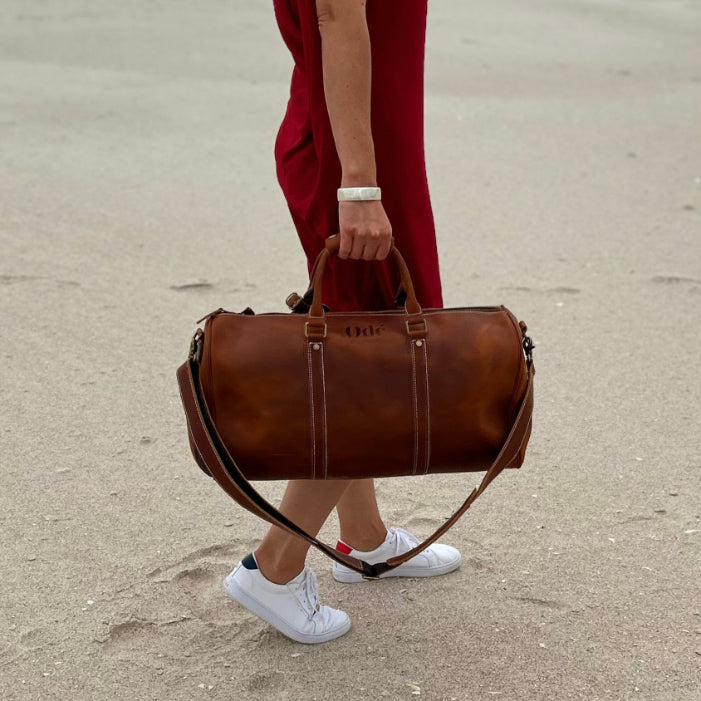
[307,236,423,318]
[287,254,406,315]
[176,336,534,578]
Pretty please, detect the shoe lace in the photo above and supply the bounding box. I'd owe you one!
[391,526,420,554]
[297,567,321,619]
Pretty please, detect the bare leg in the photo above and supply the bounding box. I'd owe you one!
[255,479,353,584]
[336,478,387,551]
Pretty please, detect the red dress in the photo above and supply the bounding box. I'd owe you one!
[273,0,443,312]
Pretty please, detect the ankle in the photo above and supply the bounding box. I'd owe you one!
[340,526,388,553]
[254,548,305,586]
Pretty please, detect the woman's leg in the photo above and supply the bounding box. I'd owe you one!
[336,478,387,551]
[254,478,388,582]
[333,479,461,583]
[255,479,353,584]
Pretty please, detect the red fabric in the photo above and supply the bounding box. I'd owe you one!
[273,0,443,312]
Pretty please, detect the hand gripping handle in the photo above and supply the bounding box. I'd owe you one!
[307,236,423,318]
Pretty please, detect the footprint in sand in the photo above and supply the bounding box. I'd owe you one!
[1,631,35,667]
[0,274,40,285]
[98,540,271,660]
[146,540,261,624]
[511,596,568,610]
[464,556,494,573]
[244,670,287,692]
[546,286,580,295]
[649,275,701,289]
[147,541,254,581]
[498,285,536,294]
[498,285,582,296]
[404,515,442,532]
[169,279,215,291]
[95,615,200,661]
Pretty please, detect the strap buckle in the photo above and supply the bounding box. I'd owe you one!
[286,292,310,313]
[304,321,328,339]
[523,335,535,365]
[188,328,204,360]
[405,318,427,339]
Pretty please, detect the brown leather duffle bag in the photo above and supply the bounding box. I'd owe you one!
[177,237,535,578]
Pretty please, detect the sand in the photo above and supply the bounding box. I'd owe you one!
[1,1,700,699]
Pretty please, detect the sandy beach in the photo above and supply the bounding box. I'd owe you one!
[1,1,700,699]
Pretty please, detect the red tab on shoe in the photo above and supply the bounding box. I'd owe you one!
[335,540,353,555]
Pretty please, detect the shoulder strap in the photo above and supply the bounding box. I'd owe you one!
[176,348,534,579]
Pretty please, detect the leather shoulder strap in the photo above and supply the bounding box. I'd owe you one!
[177,350,534,579]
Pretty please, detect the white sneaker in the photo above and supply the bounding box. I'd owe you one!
[224,554,351,644]
[332,527,462,583]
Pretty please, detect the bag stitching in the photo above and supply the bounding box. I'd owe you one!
[423,340,432,475]
[504,310,527,429]
[307,342,316,479]
[320,342,328,479]
[207,318,216,423]
[410,341,419,476]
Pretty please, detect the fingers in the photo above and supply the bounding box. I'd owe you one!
[338,201,392,261]
[349,234,366,260]
[338,231,353,259]
[341,231,391,260]
[360,236,380,261]
[375,234,392,261]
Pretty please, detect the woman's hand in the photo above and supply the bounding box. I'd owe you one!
[338,200,392,261]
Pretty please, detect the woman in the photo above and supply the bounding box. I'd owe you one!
[224,0,461,644]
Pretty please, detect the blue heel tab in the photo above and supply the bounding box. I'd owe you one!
[241,553,259,570]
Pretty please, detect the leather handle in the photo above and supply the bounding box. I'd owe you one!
[308,237,423,318]
[177,341,534,578]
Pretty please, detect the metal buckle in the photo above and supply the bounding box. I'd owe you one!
[523,335,535,364]
[188,328,204,360]
[286,292,301,310]
[405,319,427,336]
[304,321,327,338]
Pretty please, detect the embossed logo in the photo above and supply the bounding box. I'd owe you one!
[345,324,384,338]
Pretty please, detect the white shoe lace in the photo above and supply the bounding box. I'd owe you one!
[390,527,420,554]
[290,567,322,620]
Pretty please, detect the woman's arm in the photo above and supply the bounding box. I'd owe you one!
[316,0,392,261]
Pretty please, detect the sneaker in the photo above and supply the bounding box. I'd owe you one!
[224,553,351,644]
[332,527,462,583]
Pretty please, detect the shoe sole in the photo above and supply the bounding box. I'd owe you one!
[224,572,351,644]
[332,554,462,583]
